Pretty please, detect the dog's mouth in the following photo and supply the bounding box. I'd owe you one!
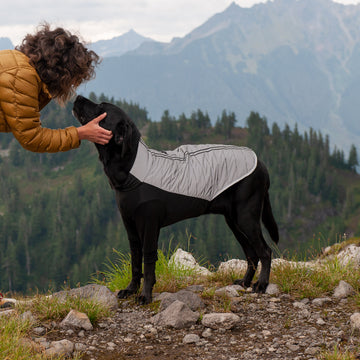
[72,109,83,124]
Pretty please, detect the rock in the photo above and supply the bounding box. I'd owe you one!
[333,280,355,298]
[53,284,118,310]
[183,333,201,344]
[286,342,300,351]
[312,297,332,306]
[316,318,326,325]
[0,297,16,308]
[107,341,116,350]
[159,289,205,311]
[152,300,199,329]
[265,283,280,295]
[32,327,46,336]
[20,311,36,324]
[74,343,87,352]
[169,249,212,276]
[201,313,240,330]
[305,347,320,355]
[186,285,205,293]
[337,245,360,268]
[350,312,360,330]
[271,258,316,269]
[45,339,74,358]
[0,309,15,317]
[293,301,307,309]
[217,259,248,275]
[60,309,93,331]
[202,328,212,338]
[215,285,241,298]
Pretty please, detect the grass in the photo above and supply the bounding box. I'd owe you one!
[0,293,111,360]
[271,257,360,299]
[94,246,205,295]
[0,313,83,360]
[319,345,359,360]
[17,293,112,325]
[95,238,360,302]
[0,315,40,360]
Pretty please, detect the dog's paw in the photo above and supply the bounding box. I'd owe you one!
[136,294,152,305]
[117,289,134,299]
[252,281,267,294]
[233,278,251,288]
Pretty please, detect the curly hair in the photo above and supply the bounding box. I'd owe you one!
[16,23,101,104]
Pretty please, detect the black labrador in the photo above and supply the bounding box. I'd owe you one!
[73,95,279,304]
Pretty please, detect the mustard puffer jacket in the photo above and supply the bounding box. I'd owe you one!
[0,50,80,152]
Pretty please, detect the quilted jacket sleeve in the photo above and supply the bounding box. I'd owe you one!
[2,66,80,153]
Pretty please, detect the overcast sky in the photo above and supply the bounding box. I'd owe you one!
[2,0,360,46]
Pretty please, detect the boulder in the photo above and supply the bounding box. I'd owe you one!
[217,259,248,275]
[158,289,205,311]
[60,309,93,331]
[152,300,199,329]
[337,245,360,268]
[169,249,212,276]
[53,284,118,310]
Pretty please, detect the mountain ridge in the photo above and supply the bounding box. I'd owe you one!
[79,0,360,151]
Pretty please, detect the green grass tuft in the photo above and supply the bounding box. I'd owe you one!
[17,294,111,325]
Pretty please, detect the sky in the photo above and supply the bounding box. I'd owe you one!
[1,0,360,46]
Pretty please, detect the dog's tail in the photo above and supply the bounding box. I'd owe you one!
[262,191,279,244]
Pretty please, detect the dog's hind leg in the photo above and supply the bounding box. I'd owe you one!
[228,195,272,293]
[225,217,259,288]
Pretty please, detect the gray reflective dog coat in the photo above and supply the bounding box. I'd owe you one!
[130,139,257,201]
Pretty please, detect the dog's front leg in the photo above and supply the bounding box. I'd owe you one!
[118,220,143,299]
[138,262,156,305]
[137,240,159,305]
[117,245,143,299]
[135,201,163,305]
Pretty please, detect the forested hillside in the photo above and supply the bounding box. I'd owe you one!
[0,94,359,294]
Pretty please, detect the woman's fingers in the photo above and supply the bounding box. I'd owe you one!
[77,112,113,144]
[92,112,107,124]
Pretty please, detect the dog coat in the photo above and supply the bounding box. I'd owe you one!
[129,139,257,201]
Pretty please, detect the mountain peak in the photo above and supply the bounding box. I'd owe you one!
[91,31,153,57]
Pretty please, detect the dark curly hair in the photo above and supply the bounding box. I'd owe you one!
[16,23,101,104]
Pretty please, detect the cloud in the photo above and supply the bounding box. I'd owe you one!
[1,0,359,46]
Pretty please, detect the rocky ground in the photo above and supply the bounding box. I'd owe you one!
[5,282,358,360]
[2,245,360,360]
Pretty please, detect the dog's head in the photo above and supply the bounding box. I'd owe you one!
[73,95,140,162]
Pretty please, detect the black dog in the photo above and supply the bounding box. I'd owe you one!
[73,95,279,304]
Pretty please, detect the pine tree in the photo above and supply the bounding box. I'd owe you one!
[348,144,359,172]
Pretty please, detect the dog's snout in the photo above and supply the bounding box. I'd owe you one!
[75,95,84,102]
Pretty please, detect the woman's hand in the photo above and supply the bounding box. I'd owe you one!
[77,113,113,145]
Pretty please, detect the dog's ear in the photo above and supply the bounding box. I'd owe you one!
[114,122,132,157]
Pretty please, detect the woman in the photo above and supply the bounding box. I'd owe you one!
[0,23,112,152]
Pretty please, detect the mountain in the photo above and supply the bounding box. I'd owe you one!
[90,29,154,57]
[80,0,360,151]
[0,37,13,50]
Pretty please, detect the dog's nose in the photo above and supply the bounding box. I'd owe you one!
[75,95,84,102]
